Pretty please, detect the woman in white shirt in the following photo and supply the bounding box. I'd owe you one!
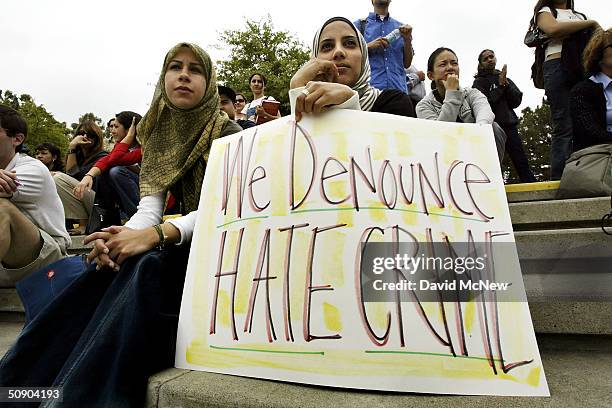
[535,0,600,179]
[242,72,281,123]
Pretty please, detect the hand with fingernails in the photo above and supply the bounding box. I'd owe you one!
[291,58,354,122]
[367,37,389,50]
[121,116,137,145]
[290,58,340,88]
[0,169,20,196]
[499,64,509,87]
[442,74,460,91]
[85,225,158,271]
[73,174,94,200]
[399,24,413,41]
[294,81,354,122]
[69,134,92,150]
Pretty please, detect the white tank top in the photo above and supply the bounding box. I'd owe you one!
[538,7,586,61]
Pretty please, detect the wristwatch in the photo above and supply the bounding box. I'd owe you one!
[153,224,168,250]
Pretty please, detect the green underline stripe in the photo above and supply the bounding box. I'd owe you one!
[217,206,486,228]
[365,350,502,362]
[216,215,269,228]
[292,206,486,223]
[210,345,325,355]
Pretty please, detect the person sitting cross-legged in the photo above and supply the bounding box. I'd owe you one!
[53,121,108,235]
[73,111,143,222]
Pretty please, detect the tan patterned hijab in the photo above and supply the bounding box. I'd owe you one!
[137,42,229,213]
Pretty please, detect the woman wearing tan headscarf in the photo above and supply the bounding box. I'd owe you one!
[86,42,242,269]
[0,43,241,407]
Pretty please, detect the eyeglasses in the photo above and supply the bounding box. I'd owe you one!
[235,98,245,103]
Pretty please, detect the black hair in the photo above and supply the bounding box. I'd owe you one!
[532,0,575,23]
[249,72,267,86]
[114,111,142,137]
[218,85,237,103]
[0,105,28,153]
[107,118,115,128]
[235,93,248,103]
[476,49,495,75]
[35,142,64,172]
[426,47,458,72]
[477,49,494,64]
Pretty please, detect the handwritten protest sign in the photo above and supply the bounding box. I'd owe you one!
[175,110,549,396]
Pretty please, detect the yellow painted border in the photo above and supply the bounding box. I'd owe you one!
[504,181,560,193]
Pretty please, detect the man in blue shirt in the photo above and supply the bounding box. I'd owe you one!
[354,0,414,93]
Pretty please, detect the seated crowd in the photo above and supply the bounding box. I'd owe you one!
[0,1,609,405]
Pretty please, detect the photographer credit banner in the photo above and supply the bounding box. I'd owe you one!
[175,110,549,396]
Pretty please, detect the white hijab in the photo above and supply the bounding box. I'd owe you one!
[311,17,381,111]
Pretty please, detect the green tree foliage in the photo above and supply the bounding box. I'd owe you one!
[71,112,103,131]
[0,89,70,156]
[215,16,310,116]
[503,99,552,183]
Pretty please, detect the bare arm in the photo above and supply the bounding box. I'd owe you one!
[403,42,414,68]
[65,151,78,173]
[120,117,137,146]
[399,25,414,68]
[537,11,598,38]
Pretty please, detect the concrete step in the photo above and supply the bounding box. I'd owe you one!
[515,228,612,303]
[505,181,560,203]
[515,228,612,257]
[509,197,611,230]
[0,288,24,314]
[0,321,23,356]
[147,334,612,408]
[1,327,608,406]
[67,235,92,256]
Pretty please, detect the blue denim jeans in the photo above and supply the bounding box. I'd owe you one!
[108,166,140,218]
[0,247,188,408]
[543,59,574,180]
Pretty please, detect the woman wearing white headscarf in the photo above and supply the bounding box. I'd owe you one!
[291,16,415,119]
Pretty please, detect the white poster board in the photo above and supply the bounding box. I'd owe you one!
[175,110,549,397]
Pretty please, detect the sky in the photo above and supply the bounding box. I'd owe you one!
[1,0,609,126]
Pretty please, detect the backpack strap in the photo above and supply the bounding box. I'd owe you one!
[574,10,587,20]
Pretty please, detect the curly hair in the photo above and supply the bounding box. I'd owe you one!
[583,28,612,75]
[35,142,64,172]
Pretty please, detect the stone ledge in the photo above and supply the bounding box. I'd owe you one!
[509,197,611,230]
[147,334,612,408]
[505,181,560,203]
[528,301,612,335]
[514,227,612,257]
[0,288,24,313]
[67,235,92,255]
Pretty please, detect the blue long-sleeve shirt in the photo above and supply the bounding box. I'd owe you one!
[354,12,408,94]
